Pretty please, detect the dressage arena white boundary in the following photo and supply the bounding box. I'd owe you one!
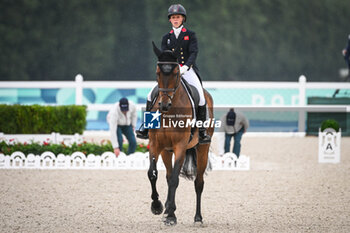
[0,151,250,171]
[0,132,251,170]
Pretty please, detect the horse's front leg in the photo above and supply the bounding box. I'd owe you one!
[148,153,163,215]
[160,150,173,222]
[164,147,186,225]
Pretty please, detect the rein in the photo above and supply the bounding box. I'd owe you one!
[157,61,181,100]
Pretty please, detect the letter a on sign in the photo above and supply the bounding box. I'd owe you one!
[326,143,333,151]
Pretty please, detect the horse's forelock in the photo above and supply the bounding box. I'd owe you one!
[158,50,177,62]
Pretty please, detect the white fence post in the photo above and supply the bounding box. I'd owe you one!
[75,74,83,105]
[298,75,306,132]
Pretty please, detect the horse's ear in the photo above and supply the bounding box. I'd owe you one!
[152,41,162,58]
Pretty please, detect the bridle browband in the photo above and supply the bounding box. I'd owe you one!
[157,61,181,101]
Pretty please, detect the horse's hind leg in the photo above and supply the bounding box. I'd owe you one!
[194,144,209,223]
[148,153,163,215]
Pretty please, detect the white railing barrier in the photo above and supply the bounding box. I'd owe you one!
[0,151,250,170]
[298,75,306,132]
[75,74,83,105]
[1,75,350,133]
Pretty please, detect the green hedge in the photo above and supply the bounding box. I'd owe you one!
[0,141,149,156]
[0,141,112,156]
[0,105,87,134]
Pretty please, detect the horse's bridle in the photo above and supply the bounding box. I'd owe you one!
[157,61,181,101]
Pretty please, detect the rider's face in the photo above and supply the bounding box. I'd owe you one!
[169,14,184,28]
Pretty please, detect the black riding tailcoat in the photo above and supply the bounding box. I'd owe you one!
[161,27,200,75]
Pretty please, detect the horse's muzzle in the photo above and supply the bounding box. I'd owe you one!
[158,101,172,112]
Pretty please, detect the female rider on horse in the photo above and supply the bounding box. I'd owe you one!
[136,4,211,144]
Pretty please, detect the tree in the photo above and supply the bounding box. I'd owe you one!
[0,0,349,81]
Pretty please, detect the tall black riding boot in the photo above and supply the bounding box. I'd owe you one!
[197,104,211,144]
[136,100,152,139]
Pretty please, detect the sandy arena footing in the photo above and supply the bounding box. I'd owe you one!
[0,137,349,232]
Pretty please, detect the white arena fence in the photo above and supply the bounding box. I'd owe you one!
[0,132,249,170]
[0,151,249,171]
[1,75,349,132]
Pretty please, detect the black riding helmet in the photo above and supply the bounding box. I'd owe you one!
[168,4,187,22]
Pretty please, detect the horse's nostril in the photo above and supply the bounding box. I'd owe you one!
[168,103,172,107]
[158,102,161,106]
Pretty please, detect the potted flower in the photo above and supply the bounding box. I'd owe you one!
[320,119,340,133]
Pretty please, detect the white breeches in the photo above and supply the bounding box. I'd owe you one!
[147,67,206,106]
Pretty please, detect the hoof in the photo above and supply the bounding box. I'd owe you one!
[151,200,163,215]
[194,215,203,223]
[164,216,177,226]
[193,221,204,227]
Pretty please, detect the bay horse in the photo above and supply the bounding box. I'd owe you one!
[147,42,214,225]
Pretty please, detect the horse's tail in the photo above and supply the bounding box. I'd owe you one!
[180,148,197,180]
